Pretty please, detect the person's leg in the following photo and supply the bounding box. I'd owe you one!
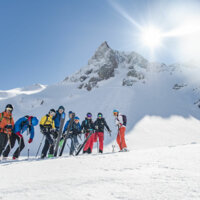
[41,137,50,158]
[88,133,94,153]
[116,131,122,150]
[45,133,54,156]
[13,137,25,158]
[3,133,17,157]
[98,132,104,153]
[70,136,75,155]
[83,133,90,152]
[119,127,127,150]
[0,133,7,156]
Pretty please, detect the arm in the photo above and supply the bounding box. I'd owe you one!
[103,119,111,132]
[29,126,34,139]
[0,113,3,129]
[11,117,14,129]
[115,115,123,127]
[40,116,47,126]
[52,120,55,129]
[14,118,24,134]
[63,120,69,133]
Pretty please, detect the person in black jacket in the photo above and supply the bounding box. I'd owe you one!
[81,113,95,154]
[94,113,111,153]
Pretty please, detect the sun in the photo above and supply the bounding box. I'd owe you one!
[140,26,163,49]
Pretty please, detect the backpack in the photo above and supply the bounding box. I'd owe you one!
[122,115,127,126]
[20,116,32,129]
[0,112,12,124]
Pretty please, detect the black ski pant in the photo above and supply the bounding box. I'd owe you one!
[12,136,25,158]
[41,132,54,157]
[3,133,19,157]
[0,132,8,156]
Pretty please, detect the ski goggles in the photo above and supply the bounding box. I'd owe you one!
[113,112,118,116]
[75,119,79,122]
[50,111,56,116]
[6,108,13,111]
[98,114,102,117]
[87,114,92,118]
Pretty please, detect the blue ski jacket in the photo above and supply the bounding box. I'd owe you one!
[54,111,66,129]
[63,119,81,133]
[14,117,35,139]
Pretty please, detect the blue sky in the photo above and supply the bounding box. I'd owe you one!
[0,0,199,90]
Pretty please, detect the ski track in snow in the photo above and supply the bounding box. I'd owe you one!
[0,144,200,200]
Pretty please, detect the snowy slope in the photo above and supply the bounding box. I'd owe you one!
[0,42,200,157]
[0,144,199,200]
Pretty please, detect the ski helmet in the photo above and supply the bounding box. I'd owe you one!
[87,112,92,118]
[75,116,80,121]
[98,113,103,117]
[5,104,13,111]
[31,117,39,126]
[58,106,65,111]
[113,109,119,113]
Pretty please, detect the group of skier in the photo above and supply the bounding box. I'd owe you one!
[0,104,128,160]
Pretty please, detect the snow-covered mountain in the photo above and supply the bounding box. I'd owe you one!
[0,42,200,156]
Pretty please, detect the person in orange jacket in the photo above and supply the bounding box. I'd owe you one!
[0,104,15,157]
[113,109,128,152]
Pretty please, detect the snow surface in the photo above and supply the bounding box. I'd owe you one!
[0,144,199,200]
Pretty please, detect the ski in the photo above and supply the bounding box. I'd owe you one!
[59,113,75,156]
[54,112,66,157]
[75,129,94,156]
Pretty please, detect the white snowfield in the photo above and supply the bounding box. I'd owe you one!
[0,144,199,200]
[0,42,200,199]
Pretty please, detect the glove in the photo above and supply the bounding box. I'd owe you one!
[50,128,56,133]
[53,132,57,139]
[16,132,23,138]
[40,125,46,133]
[108,130,112,136]
[95,125,98,130]
[28,138,33,143]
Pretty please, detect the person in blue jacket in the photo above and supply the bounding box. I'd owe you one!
[62,116,81,155]
[63,111,73,133]
[53,106,65,131]
[3,116,38,160]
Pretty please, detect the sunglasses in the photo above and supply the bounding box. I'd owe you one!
[6,108,13,111]
[113,112,118,116]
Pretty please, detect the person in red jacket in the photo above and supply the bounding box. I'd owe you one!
[113,109,128,152]
[0,104,15,157]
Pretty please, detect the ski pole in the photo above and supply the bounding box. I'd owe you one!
[18,137,22,158]
[27,129,30,159]
[7,130,12,153]
[35,134,45,158]
[78,134,82,141]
